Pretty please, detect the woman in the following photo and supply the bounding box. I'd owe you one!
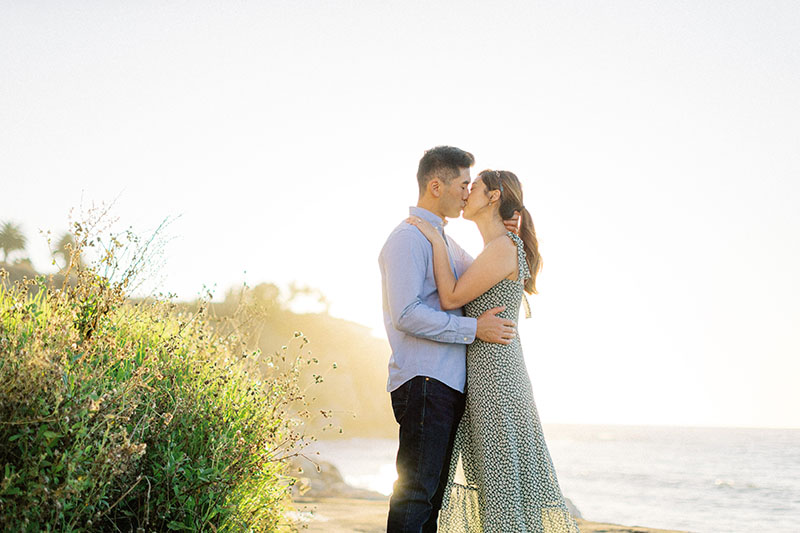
[406,170,579,532]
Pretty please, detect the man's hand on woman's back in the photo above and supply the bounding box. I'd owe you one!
[476,306,516,345]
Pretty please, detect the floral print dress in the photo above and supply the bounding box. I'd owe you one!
[438,232,580,533]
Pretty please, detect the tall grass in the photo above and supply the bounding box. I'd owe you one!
[0,215,318,531]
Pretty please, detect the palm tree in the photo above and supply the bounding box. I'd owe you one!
[54,231,84,269]
[0,221,27,264]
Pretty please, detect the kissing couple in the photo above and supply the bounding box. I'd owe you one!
[379,146,580,532]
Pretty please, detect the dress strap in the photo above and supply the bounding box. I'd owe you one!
[506,231,532,318]
[506,231,532,281]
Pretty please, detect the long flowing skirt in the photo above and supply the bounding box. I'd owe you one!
[437,336,580,533]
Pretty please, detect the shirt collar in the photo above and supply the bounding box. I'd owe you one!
[409,206,448,229]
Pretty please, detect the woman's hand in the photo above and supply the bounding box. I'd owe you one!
[406,216,444,245]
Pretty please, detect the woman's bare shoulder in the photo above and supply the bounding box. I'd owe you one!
[477,234,518,272]
[485,233,517,254]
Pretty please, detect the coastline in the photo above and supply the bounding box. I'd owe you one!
[286,458,693,533]
[288,497,691,533]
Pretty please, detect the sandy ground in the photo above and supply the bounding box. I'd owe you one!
[288,497,691,533]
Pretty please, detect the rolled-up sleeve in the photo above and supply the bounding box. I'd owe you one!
[380,228,476,344]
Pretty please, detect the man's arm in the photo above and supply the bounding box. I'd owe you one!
[381,228,477,343]
[448,236,474,275]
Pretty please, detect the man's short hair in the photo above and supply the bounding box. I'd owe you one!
[417,146,475,194]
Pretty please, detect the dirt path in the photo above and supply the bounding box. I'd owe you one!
[288,497,691,533]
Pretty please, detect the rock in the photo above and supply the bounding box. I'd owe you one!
[288,458,386,500]
[565,497,583,518]
[286,458,585,518]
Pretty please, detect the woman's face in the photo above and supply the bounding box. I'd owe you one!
[462,178,497,220]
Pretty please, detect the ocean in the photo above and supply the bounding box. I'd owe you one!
[305,425,800,533]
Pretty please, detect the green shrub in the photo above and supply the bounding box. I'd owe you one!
[0,219,318,532]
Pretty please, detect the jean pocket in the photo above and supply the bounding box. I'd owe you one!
[391,379,414,423]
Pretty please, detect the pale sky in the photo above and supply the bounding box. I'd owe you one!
[2,1,799,428]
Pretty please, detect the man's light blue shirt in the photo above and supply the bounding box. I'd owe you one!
[378,207,476,393]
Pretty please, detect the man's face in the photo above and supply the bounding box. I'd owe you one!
[439,167,472,219]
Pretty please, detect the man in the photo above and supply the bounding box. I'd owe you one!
[379,146,518,532]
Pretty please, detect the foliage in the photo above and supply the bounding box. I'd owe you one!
[53,232,85,271]
[203,285,393,440]
[0,221,27,264]
[0,209,319,532]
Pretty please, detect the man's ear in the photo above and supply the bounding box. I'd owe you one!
[428,178,442,198]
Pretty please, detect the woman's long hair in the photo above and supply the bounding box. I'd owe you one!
[479,169,542,294]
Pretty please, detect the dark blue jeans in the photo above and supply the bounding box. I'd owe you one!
[387,375,466,533]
